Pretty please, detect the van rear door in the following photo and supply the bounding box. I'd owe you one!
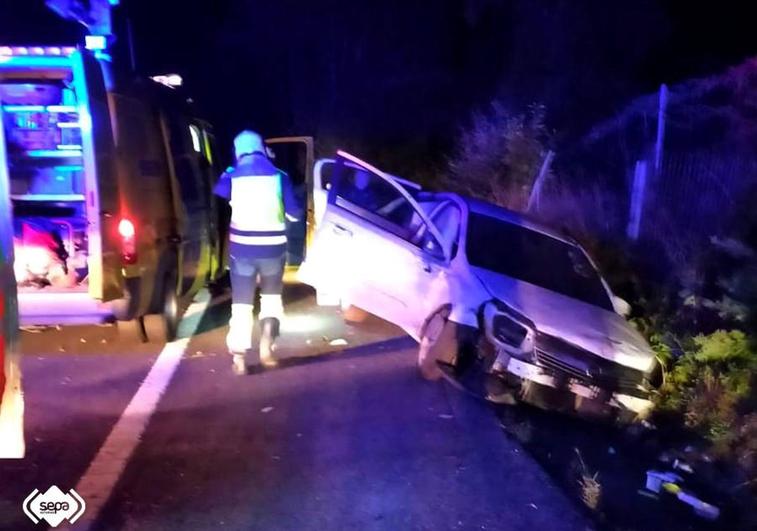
[71,51,122,302]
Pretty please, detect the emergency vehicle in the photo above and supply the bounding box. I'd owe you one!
[0,113,22,458]
[0,46,225,341]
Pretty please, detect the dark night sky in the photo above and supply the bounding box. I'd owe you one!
[2,0,757,166]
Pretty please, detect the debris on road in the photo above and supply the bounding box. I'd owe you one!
[20,325,47,333]
[79,338,87,344]
[438,413,455,420]
[261,406,274,414]
[528,503,538,510]
[329,338,348,346]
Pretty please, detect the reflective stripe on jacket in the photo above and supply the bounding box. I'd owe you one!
[214,153,302,258]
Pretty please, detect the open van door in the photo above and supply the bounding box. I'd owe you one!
[265,136,314,267]
[71,51,123,302]
[0,103,23,458]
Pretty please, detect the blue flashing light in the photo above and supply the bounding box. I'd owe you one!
[85,35,107,51]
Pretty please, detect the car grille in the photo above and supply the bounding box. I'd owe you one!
[534,333,650,397]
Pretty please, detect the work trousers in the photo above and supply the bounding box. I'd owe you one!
[227,250,286,354]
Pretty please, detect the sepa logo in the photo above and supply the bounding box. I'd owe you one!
[23,486,86,527]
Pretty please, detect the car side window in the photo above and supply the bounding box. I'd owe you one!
[431,202,461,259]
[331,162,439,252]
[412,201,459,260]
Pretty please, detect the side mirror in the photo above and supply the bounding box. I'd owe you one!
[613,296,632,317]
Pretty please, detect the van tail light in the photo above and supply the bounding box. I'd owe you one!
[118,218,137,265]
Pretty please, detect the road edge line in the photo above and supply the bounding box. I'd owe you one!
[71,292,211,530]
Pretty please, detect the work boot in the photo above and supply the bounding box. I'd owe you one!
[231,353,248,376]
[259,317,280,368]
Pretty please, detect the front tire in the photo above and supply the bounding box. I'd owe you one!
[417,306,457,380]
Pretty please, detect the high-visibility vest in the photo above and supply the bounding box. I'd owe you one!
[227,156,287,248]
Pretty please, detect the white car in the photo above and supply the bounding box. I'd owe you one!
[299,151,659,419]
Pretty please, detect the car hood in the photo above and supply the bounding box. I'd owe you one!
[470,267,655,372]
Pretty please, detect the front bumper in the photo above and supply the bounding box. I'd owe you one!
[500,355,654,416]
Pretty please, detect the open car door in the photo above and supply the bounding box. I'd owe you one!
[71,51,123,301]
[313,158,421,227]
[299,151,449,338]
[265,136,314,267]
[0,103,23,458]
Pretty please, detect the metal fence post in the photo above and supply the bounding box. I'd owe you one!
[527,150,554,213]
[627,160,647,240]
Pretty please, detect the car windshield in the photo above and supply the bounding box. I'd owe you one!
[466,212,613,311]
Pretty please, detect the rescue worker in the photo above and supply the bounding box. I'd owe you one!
[214,130,302,375]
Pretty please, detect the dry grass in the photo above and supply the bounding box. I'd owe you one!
[574,448,602,510]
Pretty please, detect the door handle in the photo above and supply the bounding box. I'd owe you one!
[333,224,353,237]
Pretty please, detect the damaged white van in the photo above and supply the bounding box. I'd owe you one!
[299,152,661,421]
[0,46,224,340]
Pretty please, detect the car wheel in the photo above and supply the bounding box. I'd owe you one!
[117,318,147,344]
[417,306,457,380]
[145,274,179,343]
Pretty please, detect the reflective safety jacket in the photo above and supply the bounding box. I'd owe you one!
[214,153,301,258]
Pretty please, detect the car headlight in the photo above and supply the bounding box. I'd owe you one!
[483,300,535,360]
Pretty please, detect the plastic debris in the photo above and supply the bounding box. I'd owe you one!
[79,338,87,343]
[644,470,720,521]
[638,489,659,500]
[528,503,538,510]
[329,338,348,346]
[672,459,694,474]
[261,406,274,414]
[438,413,455,420]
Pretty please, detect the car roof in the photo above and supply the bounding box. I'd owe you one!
[455,194,577,245]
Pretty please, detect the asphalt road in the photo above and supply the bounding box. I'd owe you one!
[0,285,590,531]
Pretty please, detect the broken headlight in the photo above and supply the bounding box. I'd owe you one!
[483,300,535,361]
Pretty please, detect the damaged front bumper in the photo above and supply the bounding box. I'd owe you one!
[500,355,654,416]
[481,301,655,418]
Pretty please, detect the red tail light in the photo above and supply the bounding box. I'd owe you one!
[118,219,137,264]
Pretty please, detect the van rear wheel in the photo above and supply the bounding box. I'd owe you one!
[145,274,179,343]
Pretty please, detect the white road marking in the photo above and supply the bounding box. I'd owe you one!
[72,291,212,530]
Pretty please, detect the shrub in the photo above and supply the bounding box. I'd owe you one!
[446,102,551,211]
[656,330,757,457]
